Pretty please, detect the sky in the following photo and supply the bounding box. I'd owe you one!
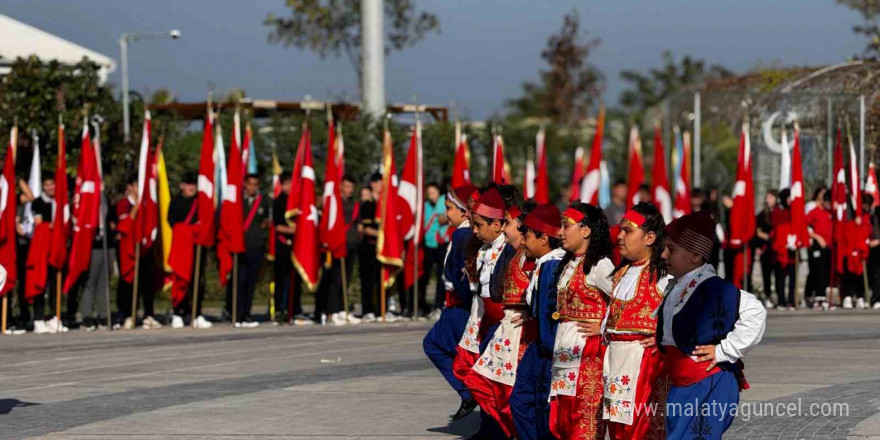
[3,0,867,120]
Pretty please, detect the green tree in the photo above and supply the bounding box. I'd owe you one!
[264,0,440,87]
[506,10,603,126]
[838,0,880,59]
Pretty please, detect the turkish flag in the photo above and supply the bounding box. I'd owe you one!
[292,127,320,292]
[866,162,880,208]
[673,129,691,218]
[848,134,862,216]
[626,126,645,208]
[580,106,605,204]
[217,112,246,286]
[63,121,101,293]
[400,121,425,290]
[651,125,672,223]
[377,129,404,288]
[789,126,809,248]
[831,130,847,222]
[195,108,215,247]
[318,119,347,259]
[568,146,585,203]
[534,128,550,203]
[0,126,17,296]
[451,121,471,188]
[48,122,70,270]
[135,113,158,251]
[523,157,535,200]
[729,122,756,248]
[492,134,510,184]
[285,123,310,222]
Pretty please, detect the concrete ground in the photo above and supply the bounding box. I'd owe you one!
[1,310,880,440]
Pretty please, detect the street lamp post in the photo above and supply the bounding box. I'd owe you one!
[120,29,181,141]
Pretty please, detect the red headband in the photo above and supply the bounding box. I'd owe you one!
[622,210,646,228]
[562,207,584,224]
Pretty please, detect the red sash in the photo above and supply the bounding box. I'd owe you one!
[664,346,721,387]
[243,194,262,230]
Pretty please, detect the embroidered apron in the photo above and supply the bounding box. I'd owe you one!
[601,340,644,425]
[474,309,525,385]
[549,321,586,397]
[459,295,484,353]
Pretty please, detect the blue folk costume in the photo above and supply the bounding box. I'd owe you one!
[423,221,475,401]
[510,248,566,440]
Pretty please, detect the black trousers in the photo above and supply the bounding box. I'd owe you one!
[426,244,448,310]
[775,261,795,307]
[14,241,30,326]
[760,249,775,301]
[870,248,880,304]
[316,257,344,316]
[273,243,303,317]
[806,245,831,302]
[232,247,264,321]
[173,249,205,319]
[117,255,156,321]
[32,267,58,322]
[359,243,379,316]
[842,268,865,300]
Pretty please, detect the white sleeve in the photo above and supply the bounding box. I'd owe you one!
[0,264,6,294]
[593,258,616,296]
[715,290,767,364]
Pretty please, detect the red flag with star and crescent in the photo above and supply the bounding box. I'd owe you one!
[194,107,215,247]
[580,105,605,204]
[651,124,672,223]
[48,122,70,270]
[292,128,320,292]
[790,125,809,248]
[377,129,404,288]
[63,120,101,293]
[626,126,645,207]
[0,125,18,295]
[451,121,471,188]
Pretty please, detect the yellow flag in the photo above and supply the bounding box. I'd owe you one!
[156,143,172,273]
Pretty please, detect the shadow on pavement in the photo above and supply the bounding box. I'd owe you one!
[426,410,481,438]
[0,399,40,415]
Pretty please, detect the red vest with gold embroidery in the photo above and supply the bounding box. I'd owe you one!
[556,257,608,322]
[606,262,663,334]
[501,248,534,307]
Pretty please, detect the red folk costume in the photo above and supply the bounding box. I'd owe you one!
[452,188,507,387]
[549,225,616,439]
[601,210,669,440]
[465,247,537,438]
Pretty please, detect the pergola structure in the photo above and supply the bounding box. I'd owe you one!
[151,99,449,122]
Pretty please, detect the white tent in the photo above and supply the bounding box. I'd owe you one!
[0,14,116,84]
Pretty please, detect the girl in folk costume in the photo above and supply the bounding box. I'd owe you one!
[601,202,669,440]
[423,184,482,421]
[464,200,537,439]
[549,202,616,440]
[509,203,567,440]
[654,210,766,440]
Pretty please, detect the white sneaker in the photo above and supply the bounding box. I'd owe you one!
[843,297,854,309]
[46,317,68,333]
[856,297,867,309]
[33,320,50,334]
[383,312,399,323]
[361,313,377,323]
[171,315,184,329]
[193,315,212,329]
[5,327,26,335]
[331,313,348,326]
[429,309,443,321]
[123,317,135,330]
[764,299,775,309]
[873,302,880,310]
[346,314,362,325]
[142,316,163,330]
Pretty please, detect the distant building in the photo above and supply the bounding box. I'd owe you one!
[0,13,116,84]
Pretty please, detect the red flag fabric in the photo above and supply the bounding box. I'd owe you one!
[523,156,535,200]
[25,222,51,300]
[400,121,425,290]
[848,135,862,215]
[377,129,404,288]
[579,106,605,204]
[292,128,320,292]
[0,126,17,295]
[48,122,70,270]
[651,125,672,223]
[217,112,246,286]
[729,122,756,248]
[285,123,310,221]
[319,122,347,259]
[534,128,550,203]
[135,112,158,250]
[789,126,809,248]
[673,130,692,218]
[831,130,847,222]
[568,146,585,203]
[195,109,215,246]
[866,162,880,208]
[451,122,471,188]
[492,134,510,184]
[626,126,644,207]
[63,121,100,293]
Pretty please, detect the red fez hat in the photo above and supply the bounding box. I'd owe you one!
[523,203,561,237]
[664,210,715,261]
[473,187,506,220]
[507,205,522,220]
[448,184,478,211]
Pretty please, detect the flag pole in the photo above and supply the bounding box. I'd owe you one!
[413,103,421,321]
[2,296,7,335]
[863,261,870,308]
[55,271,62,332]
[192,245,202,324]
[131,241,141,326]
[287,270,294,325]
[341,257,349,321]
[92,117,113,330]
[381,269,387,323]
[232,254,238,325]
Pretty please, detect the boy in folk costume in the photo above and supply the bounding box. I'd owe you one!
[549,202,616,440]
[655,210,766,439]
[464,200,537,439]
[423,184,481,421]
[601,203,669,440]
[509,203,567,440]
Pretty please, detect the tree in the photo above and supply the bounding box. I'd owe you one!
[264,0,440,88]
[506,10,603,126]
[838,0,880,59]
[619,51,731,119]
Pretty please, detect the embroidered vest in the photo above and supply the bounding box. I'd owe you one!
[606,263,663,334]
[501,248,534,307]
[556,258,608,322]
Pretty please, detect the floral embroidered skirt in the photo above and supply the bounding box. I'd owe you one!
[549,332,606,440]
